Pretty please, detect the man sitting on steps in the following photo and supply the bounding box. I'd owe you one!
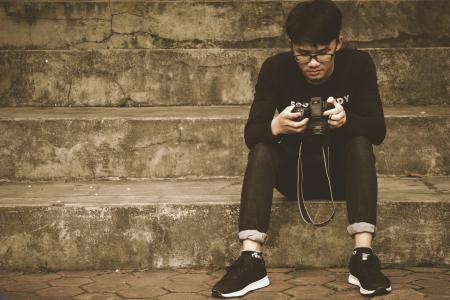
[212,0,392,298]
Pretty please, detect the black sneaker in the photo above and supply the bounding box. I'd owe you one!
[348,247,392,297]
[212,251,270,298]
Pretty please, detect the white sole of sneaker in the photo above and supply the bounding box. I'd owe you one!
[218,275,270,298]
[348,273,392,296]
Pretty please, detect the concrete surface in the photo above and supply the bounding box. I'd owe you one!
[0,106,449,181]
[1,48,449,106]
[0,176,448,270]
[0,1,448,50]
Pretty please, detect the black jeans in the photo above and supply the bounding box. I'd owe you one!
[238,134,378,244]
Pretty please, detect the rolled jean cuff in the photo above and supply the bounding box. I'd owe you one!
[347,222,376,236]
[238,230,268,244]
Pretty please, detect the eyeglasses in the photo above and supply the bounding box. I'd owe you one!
[292,43,338,64]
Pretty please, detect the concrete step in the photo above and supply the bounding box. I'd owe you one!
[1,47,449,107]
[0,105,449,181]
[0,1,448,50]
[0,175,448,270]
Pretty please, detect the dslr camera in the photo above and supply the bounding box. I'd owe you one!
[291,97,334,136]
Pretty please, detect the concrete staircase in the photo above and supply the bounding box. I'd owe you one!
[0,1,449,271]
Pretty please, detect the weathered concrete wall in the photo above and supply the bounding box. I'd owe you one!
[1,48,448,106]
[377,115,450,176]
[0,191,448,271]
[0,106,449,181]
[0,117,246,180]
[0,2,111,50]
[1,1,448,50]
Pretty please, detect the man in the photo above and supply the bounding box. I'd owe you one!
[212,0,391,298]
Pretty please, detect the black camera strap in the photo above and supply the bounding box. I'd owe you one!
[296,139,335,226]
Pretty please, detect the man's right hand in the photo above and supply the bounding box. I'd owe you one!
[271,104,309,136]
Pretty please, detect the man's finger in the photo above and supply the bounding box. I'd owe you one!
[285,111,303,120]
[335,110,345,119]
[326,97,338,106]
[323,105,343,116]
[285,118,309,128]
[282,105,295,114]
[328,119,345,127]
[329,110,345,120]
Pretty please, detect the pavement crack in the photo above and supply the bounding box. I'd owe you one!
[419,177,444,194]
[66,81,72,106]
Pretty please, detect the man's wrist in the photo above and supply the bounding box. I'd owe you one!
[271,118,279,136]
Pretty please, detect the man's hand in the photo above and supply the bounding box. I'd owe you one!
[323,97,347,128]
[271,104,309,135]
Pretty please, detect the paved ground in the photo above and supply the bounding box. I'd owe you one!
[0,267,449,299]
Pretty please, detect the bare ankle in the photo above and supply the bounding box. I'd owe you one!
[242,239,263,252]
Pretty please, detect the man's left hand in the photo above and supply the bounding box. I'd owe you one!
[323,96,347,128]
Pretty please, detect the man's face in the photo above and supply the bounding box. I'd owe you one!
[291,37,343,85]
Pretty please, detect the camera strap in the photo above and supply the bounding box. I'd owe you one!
[296,139,336,226]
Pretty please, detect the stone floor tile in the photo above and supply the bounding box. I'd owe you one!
[391,281,424,291]
[324,274,354,292]
[82,281,130,293]
[12,272,62,282]
[198,289,212,298]
[176,268,210,274]
[157,292,208,299]
[245,291,290,300]
[405,267,449,273]
[2,281,49,292]
[287,270,336,285]
[326,268,348,274]
[266,268,295,273]
[48,276,93,287]
[390,273,429,284]
[116,285,168,298]
[169,273,213,283]
[73,292,123,300]
[425,296,450,300]
[93,272,138,284]
[268,272,294,281]
[36,286,84,298]
[0,291,46,300]
[291,269,332,276]
[163,279,209,293]
[381,268,413,277]
[0,277,16,286]
[1,271,24,278]
[57,271,105,278]
[128,277,167,288]
[285,285,335,298]
[415,285,450,296]
[412,278,450,288]
[133,270,179,280]
[259,280,293,292]
[325,290,362,299]
[374,288,425,300]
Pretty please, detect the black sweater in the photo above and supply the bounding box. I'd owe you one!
[244,47,387,150]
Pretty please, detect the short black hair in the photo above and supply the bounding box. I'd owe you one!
[286,0,342,47]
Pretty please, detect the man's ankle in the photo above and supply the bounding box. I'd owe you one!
[242,239,263,252]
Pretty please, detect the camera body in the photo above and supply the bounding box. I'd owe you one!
[291,97,334,136]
